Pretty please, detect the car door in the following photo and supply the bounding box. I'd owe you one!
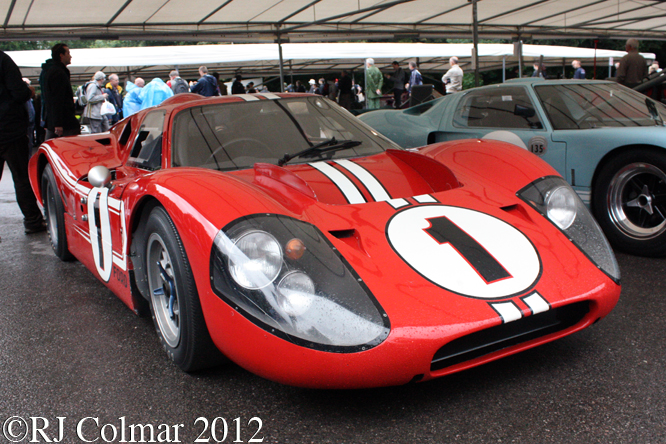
[531,82,641,206]
[435,85,567,177]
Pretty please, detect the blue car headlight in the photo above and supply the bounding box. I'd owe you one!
[518,176,620,284]
[210,215,390,352]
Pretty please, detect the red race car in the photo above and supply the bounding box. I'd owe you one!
[29,93,620,389]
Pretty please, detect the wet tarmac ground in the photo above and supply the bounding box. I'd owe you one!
[2,164,666,443]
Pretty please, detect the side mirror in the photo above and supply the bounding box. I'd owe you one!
[514,104,536,118]
[88,165,112,188]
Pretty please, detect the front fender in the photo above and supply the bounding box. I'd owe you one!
[420,139,561,194]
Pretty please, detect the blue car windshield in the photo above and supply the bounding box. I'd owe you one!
[171,96,398,171]
[535,83,666,130]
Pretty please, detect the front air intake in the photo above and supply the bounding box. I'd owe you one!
[431,301,590,372]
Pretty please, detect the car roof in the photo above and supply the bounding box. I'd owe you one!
[123,92,317,124]
[503,78,615,86]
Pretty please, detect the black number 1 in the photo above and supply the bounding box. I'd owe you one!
[425,216,512,284]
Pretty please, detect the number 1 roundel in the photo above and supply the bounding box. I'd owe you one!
[387,205,541,299]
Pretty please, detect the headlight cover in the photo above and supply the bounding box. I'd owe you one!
[211,214,390,352]
[518,176,620,283]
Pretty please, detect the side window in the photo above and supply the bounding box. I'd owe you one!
[454,87,542,130]
[128,110,166,171]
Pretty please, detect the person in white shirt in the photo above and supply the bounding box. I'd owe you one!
[442,57,463,94]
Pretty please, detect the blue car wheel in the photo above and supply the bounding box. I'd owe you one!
[594,148,666,257]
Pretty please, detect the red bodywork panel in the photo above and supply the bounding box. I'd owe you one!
[28,94,620,388]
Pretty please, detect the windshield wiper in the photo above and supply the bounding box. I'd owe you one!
[278,137,362,167]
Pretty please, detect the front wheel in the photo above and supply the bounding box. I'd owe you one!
[41,164,74,261]
[593,149,666,257]
[144,206,224,371]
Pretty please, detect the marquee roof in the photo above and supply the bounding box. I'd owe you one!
[2,0,666,42]
[10,42,654,84]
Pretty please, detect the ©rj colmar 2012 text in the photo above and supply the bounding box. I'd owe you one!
[2,416,264,443]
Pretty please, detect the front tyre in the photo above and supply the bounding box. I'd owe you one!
[144,206,223,371]
[593,149,666,257]
[41,164,74,261]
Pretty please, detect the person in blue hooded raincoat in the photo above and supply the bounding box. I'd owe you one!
[122,78,144,117]
[139,77,173,110]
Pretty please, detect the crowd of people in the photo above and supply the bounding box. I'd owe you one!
[282,59,435,111]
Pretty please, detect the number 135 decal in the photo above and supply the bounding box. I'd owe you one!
[387,205,541,299]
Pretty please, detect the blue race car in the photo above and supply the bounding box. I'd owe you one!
[359,78,666,257]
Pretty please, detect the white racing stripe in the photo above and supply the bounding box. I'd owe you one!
[238,94,260,101]
[414,194,437,203]
[490,301,523,324]
[334,159,391,202]
[522,292,550,314]
[388,198,409,209]
[309,162,365,204]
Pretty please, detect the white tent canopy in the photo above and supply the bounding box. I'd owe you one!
[1,0,666,42]
[10,42,654,84]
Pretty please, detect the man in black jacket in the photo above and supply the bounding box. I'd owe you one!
[40,43,80,140]
[231,75,245,95]
[337,71,353,110]
[385,61,406,108]
[0,50,46,234]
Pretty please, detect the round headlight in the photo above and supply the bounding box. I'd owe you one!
[229,230,282,289]
[546,186,577,230]
[277,271,315,316]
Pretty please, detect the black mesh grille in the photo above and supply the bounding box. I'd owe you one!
[431,301,590,372]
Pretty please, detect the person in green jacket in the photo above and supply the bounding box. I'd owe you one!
[365,58,383,110]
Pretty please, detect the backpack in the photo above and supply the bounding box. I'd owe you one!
[171,77,189,94]
[76,81,94,107]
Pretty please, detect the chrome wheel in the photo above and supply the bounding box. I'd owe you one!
[147,232,180,348]
[608,162,666,240]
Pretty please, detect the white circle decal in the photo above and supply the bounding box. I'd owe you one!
[387,205,540,299]
[482,131,527,149]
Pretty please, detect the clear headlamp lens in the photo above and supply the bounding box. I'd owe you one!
[228,230,282,289]
[545,186,577,230]
[277,271,315,316]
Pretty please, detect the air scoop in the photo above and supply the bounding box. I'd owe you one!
[385,149,461,193]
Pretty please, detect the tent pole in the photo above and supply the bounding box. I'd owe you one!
[363,60,368,109]
[518,40,523,79]
[289,61,294,86]
[502,56,506,83]
[593,39,598,80]
[277,32,285,92]
[472,0,480,87]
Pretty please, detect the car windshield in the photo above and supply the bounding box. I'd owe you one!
[171,96,398,171]
[535,83,666,130]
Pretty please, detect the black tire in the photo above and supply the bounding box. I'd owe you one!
[143,206,224,371]
[593,148,666,257]
[41,164,74,261]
